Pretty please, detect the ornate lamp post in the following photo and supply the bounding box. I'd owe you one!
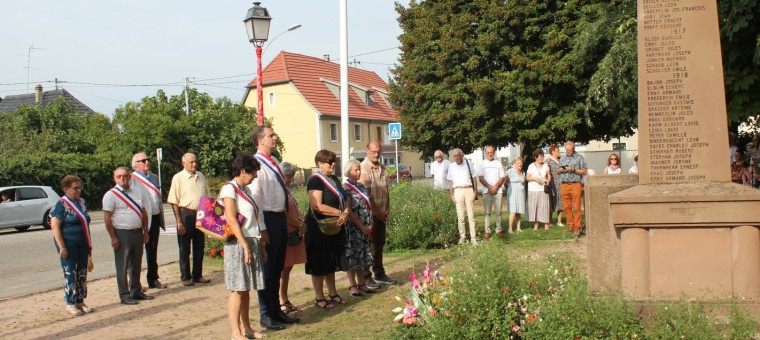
[244,2,272,125]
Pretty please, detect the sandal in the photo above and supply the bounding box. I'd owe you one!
[358,284,378,294]
[280,301,298,314]
[329,294,347,305]
[243,331,267,339]
[77,303,95,313]
[314,298,335,309]
[65,305,83,316]
[349,285,363,297]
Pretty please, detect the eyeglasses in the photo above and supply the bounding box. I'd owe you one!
[610,158,618,161]
[323,160,335,165]
[70,186,82,191]
[137,159,149,163]
[115,174,131,178]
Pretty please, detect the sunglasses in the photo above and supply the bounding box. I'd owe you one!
[324,160,335,165]
[137,159,149,163]
[610,158,618,161]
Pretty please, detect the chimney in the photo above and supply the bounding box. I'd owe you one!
[35,84,43,104]
[323,54,330,62]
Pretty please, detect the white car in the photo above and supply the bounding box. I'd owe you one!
[0,186,60,232]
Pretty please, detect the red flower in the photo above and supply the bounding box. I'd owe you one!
[529,281,534,287]
[503,287,510,294]
[433,213,440,219]
[529,313,536,321]
[220,251,225,257]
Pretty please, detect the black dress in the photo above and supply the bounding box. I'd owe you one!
[304,174,348,276]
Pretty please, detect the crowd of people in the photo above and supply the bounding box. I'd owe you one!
[50,125,398,339]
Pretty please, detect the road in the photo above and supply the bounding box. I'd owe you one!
[0,205,181,300]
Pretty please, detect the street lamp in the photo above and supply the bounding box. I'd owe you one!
[263,24,302,54]
[244,2,272,126]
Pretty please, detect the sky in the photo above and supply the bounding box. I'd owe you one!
[1,1,408,116]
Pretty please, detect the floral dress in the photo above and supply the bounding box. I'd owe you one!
[342,179,374,271]
[546,157,563,211]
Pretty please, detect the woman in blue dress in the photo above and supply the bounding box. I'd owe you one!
[50,175,93,316]
[505,158,526,233]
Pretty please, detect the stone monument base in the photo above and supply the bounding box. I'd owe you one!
[608,182,760,299]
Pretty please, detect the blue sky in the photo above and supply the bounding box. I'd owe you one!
[1,1,407,116]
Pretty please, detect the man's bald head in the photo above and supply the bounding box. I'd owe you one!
[182,153,198,173]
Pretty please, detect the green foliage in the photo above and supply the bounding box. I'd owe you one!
[0,89,258,209]
[385,184,459,250]
[391,242,758,339]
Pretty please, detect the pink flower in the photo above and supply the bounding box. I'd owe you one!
[422,263,432,282]
[405,305,419,318]
[511,325,520,332]
[402,315,417,325]
[429,308,438,316]
[412,278,421,290]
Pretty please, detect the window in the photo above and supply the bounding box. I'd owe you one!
[376,126,382,141]
[329,123,338,142]
[18,187,47,200]
[268,92,275,106]
[354,124,362,142]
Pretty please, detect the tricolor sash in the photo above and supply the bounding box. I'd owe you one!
[229,181,259,223]
[312,172,346,210]
[109,187,142,220]
[344,180,372,211]
[254,152,289,206]
[60,196,91,255]
[132,171,161,199]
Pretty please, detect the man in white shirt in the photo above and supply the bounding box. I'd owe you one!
[447,148,478,245]
[131,152,167,290]
[430,150,450,190]
[478,146,506,238]
[249,125,300,330]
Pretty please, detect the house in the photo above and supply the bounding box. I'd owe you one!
[242,51,424,176]
[0,85,96,115]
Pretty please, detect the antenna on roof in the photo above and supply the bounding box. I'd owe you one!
[24,44,45,93]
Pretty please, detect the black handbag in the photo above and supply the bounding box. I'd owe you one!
[544,183,552,195]
[287,230,302,246]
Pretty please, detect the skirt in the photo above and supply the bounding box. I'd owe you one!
[526,191,550,223]
[344,222,373,271]
[224,237,265,292]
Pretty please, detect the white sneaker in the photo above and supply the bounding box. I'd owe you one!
[458,238,466,245]
[471,239,479,245]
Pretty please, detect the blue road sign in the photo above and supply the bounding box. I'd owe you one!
[389,122,401,140]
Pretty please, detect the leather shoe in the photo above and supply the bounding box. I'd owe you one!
[193,276,211,284]
[149,280,168,289]
[259,315,285,331]
[120,297,138,305]
[274,311,300,324]
[181,279,194,286]
[132,291,155,300]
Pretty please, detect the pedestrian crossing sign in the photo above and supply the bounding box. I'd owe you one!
[389,122,401,140]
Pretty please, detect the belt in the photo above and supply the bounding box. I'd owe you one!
[264,211,286,216]
[179,207,196,213]
[454,185,473,189]
[121,227,143,233]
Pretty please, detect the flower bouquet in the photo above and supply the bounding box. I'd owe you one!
[195,196,244,241]
[393,262,451,326]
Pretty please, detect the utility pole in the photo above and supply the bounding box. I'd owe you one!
[24,44,44,93]
[184,77,191,115]
[55,78,59,90]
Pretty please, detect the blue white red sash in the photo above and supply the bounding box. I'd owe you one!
[229,181,259,220]
[312,172,345,210]
[344,180,372,211]
[132,171,161,199]
[60,196,91,255]
[254,152,288,193]
[109,187,142,220]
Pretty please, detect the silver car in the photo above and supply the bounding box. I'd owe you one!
[0,186,60,232]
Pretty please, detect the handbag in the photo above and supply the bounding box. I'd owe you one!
[196,195,245,241]
[287,230,302,246]
[311,206,343,236]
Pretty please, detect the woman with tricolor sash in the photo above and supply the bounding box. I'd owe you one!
[305,150,349,309]
[220,154,266,340]
[50,175,93,316]
[341,159,376,298]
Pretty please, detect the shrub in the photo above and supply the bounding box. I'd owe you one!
[386,183,459,250]
[204,237,225,258]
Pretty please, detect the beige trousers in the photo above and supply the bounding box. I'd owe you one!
[454,188,477,241]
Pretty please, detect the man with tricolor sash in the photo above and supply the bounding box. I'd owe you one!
[249,125,300,330]
[103,166,154,305]
[131,152,167,289]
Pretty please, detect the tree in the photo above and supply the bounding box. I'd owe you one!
[390,0,633,156]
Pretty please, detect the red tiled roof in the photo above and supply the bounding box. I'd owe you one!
[247,51,398,121]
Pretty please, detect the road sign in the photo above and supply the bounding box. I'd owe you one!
[389,122,401,140]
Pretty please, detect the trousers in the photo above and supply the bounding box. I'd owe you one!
[560,183,583,232]
[145,214,162,283]
[454,188,477,241]
[114,229,144,297]
[257,211,286,317]
[178,210,204,281]
[482,192,503,233]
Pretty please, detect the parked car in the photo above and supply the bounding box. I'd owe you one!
[388,163,413,183]
[0,186,60,232]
